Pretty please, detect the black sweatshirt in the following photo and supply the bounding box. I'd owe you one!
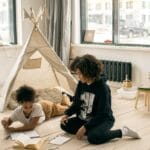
[65,78,115,130]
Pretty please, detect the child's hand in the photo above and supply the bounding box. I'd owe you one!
[5,126,15,132]
[1,120,9,128]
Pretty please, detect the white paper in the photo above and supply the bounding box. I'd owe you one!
[10,130,40,140]
[10,132,26,140]
[49,135,70,145]
[23,130,40,138]
[15,134,41,146]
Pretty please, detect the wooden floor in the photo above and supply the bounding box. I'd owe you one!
[0,88,150,150]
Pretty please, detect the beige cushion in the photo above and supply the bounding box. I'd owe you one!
[8,91,18,110]
[8,86,72,110]
[36,86,71,103]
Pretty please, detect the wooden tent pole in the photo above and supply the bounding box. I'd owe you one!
[51,65,61,86]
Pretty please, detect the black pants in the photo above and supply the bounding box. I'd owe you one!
[60,117,122,144]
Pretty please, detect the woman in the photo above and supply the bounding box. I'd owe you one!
[60,54,140,144]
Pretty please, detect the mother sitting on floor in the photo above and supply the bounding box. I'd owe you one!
[60,54,140,144]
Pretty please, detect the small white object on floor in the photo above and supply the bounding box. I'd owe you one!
[49,135,71,145]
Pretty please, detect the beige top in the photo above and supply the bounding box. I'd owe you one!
[10,103,45,124]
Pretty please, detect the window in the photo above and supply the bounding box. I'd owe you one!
[126,1,133,9]
[80,0,150,46]
[142,15,146,23]
[96,4,101,10]
[142,1,146,9]
[0,0,17,44]
[81,0,112,43]
[120,2,122,8]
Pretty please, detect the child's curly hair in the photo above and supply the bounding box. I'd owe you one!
[70,54,102,80]
[15,85,36,104]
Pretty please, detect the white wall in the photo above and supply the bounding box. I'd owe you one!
[70,44,150,85]
[21,0,45,44]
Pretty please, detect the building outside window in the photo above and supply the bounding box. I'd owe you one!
[142,1,146,9]
[0,0,17,44]
[80,0,150,46]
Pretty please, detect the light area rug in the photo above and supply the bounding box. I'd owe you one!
[1,91,150,150]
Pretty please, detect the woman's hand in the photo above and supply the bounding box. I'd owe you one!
[76,126,86,140]
[60,115,69,125]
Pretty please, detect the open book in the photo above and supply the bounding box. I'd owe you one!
[10,130,40,140]
[13,134,42,150]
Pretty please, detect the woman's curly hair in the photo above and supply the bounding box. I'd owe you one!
[70,54,103,80]
[15,85,36,104]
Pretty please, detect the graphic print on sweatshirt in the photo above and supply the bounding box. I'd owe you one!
[79,92,95,120]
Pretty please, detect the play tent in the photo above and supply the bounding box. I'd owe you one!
[0,8,77,112]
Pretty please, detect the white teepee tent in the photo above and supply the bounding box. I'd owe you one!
[0,8,77,112]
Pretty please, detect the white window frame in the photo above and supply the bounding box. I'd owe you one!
[78,0,150,47]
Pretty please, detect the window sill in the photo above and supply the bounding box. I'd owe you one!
[0,44,22,50]
[71,43,150,53]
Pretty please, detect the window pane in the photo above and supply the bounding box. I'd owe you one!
[81,0,112,43]
[119,0,150,45]
[0,0,16,44]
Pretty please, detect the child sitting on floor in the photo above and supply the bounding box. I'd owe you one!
[1,85,71,132]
